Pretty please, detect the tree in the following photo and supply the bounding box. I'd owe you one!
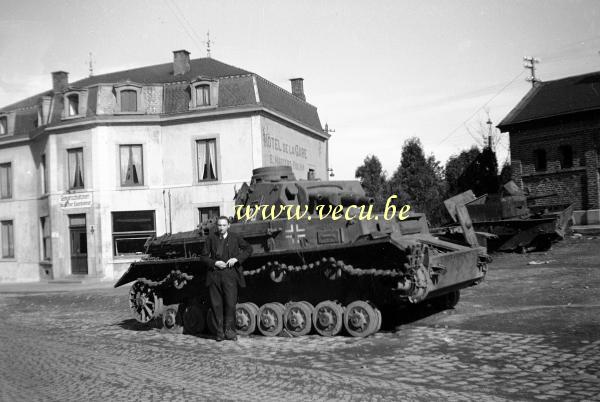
[389,137,446,225]
[460,146,499,195]
[445,146,481,196]
[500,161,512,185]
[355,155,388,211]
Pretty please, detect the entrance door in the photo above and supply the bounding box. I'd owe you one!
[69,214,88,275]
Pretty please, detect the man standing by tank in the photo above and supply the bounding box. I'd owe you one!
[202,216,252,341]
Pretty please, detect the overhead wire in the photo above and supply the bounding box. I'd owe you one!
[436,69,526,147]
[436,36,600,151]
[163,0,205,54]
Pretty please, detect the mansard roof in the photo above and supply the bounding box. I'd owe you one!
[0,57,323,137]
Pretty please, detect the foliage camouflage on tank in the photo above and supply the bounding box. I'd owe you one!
[115,166,489,337]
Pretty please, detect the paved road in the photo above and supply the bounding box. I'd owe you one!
[1,237,599,401]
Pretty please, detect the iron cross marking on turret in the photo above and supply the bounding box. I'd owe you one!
[285,223,306,245]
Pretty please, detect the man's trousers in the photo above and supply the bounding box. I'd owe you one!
[207,268,239,336]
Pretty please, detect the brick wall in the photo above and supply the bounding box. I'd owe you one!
[508,115,600,210]
[141,86,163,114]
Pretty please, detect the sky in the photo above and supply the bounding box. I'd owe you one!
[1,0,600,179]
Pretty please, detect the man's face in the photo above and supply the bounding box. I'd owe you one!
[216,219,229,236]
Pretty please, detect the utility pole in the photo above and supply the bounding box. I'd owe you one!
[324,123,335,178]
[486,117,493,150]
[523,56,541,87]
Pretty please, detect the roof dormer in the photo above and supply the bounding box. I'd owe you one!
[189,76,218,110]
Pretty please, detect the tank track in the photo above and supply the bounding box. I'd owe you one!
[126,244,462,337]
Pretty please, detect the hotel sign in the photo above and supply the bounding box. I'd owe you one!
[60,192,93,209]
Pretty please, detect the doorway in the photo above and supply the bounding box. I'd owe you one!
[69,214,88,275]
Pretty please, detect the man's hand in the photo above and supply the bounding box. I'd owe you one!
[226,258,238,268]
[215,260,227,270]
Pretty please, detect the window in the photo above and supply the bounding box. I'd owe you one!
[41,154,48,194]
[190,79,217,109]
[112,210,155,256]
[120,145,144,186]
[196,85,210,106]
[67,148,84,189]
[120,90,138,112]
[0,163,11,199]
[0,116,7,136]
[114,83,142,114]
[534,149,546,171]
[199,206,220,224]
[67,94,79,116]
[40,217,51,261]
[1,220,14,258]
[196,139,218,181]
[559,145,573,169]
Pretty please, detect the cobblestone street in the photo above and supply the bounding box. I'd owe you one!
[1,238,599,401]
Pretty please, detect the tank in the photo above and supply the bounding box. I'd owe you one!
[441,181,574,252]
[115,166,489,337]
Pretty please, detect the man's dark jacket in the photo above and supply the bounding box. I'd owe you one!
[202,231,252,288]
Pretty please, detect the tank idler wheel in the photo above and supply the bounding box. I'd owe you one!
[206,307,219,336]
[182,301,207,334]
[343,300,379,337]
[162,307,178,331]
[236,302,258,336]
[444,290,460,309]
[128,281,158,324]
[284,301,313,336]
[313,300,344,337]
[258,302,285,337]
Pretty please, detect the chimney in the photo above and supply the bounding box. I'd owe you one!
[173,49,191,76]
[290,78,305,101]
[51,71,69,93]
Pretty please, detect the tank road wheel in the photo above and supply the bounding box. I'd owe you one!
[443,290,460,309]
[343,301,379,337]
[258,302,285,337]
[182,302,207,334]
[207,307,219,336]
[374,308,382,333]
[284,301,313,336]
[313,301,344,337]
[236,303,258,336]
[129,281,158,324]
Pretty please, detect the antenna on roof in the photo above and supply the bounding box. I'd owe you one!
[88,52,94,77]
[205,31,213,58]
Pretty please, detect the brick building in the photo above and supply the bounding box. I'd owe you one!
[0,50,329,282]
[498,71,600,220]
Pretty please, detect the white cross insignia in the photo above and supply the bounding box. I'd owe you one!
[285,223,306,244]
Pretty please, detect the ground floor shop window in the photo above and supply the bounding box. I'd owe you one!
[112,210,155,256]
[1,220,14,258]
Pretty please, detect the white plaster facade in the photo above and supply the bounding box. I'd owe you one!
[0,113,327,282]
[0,53,328,282]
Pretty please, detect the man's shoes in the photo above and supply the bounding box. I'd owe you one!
[215,333,225,342]
[224,330,238,341]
